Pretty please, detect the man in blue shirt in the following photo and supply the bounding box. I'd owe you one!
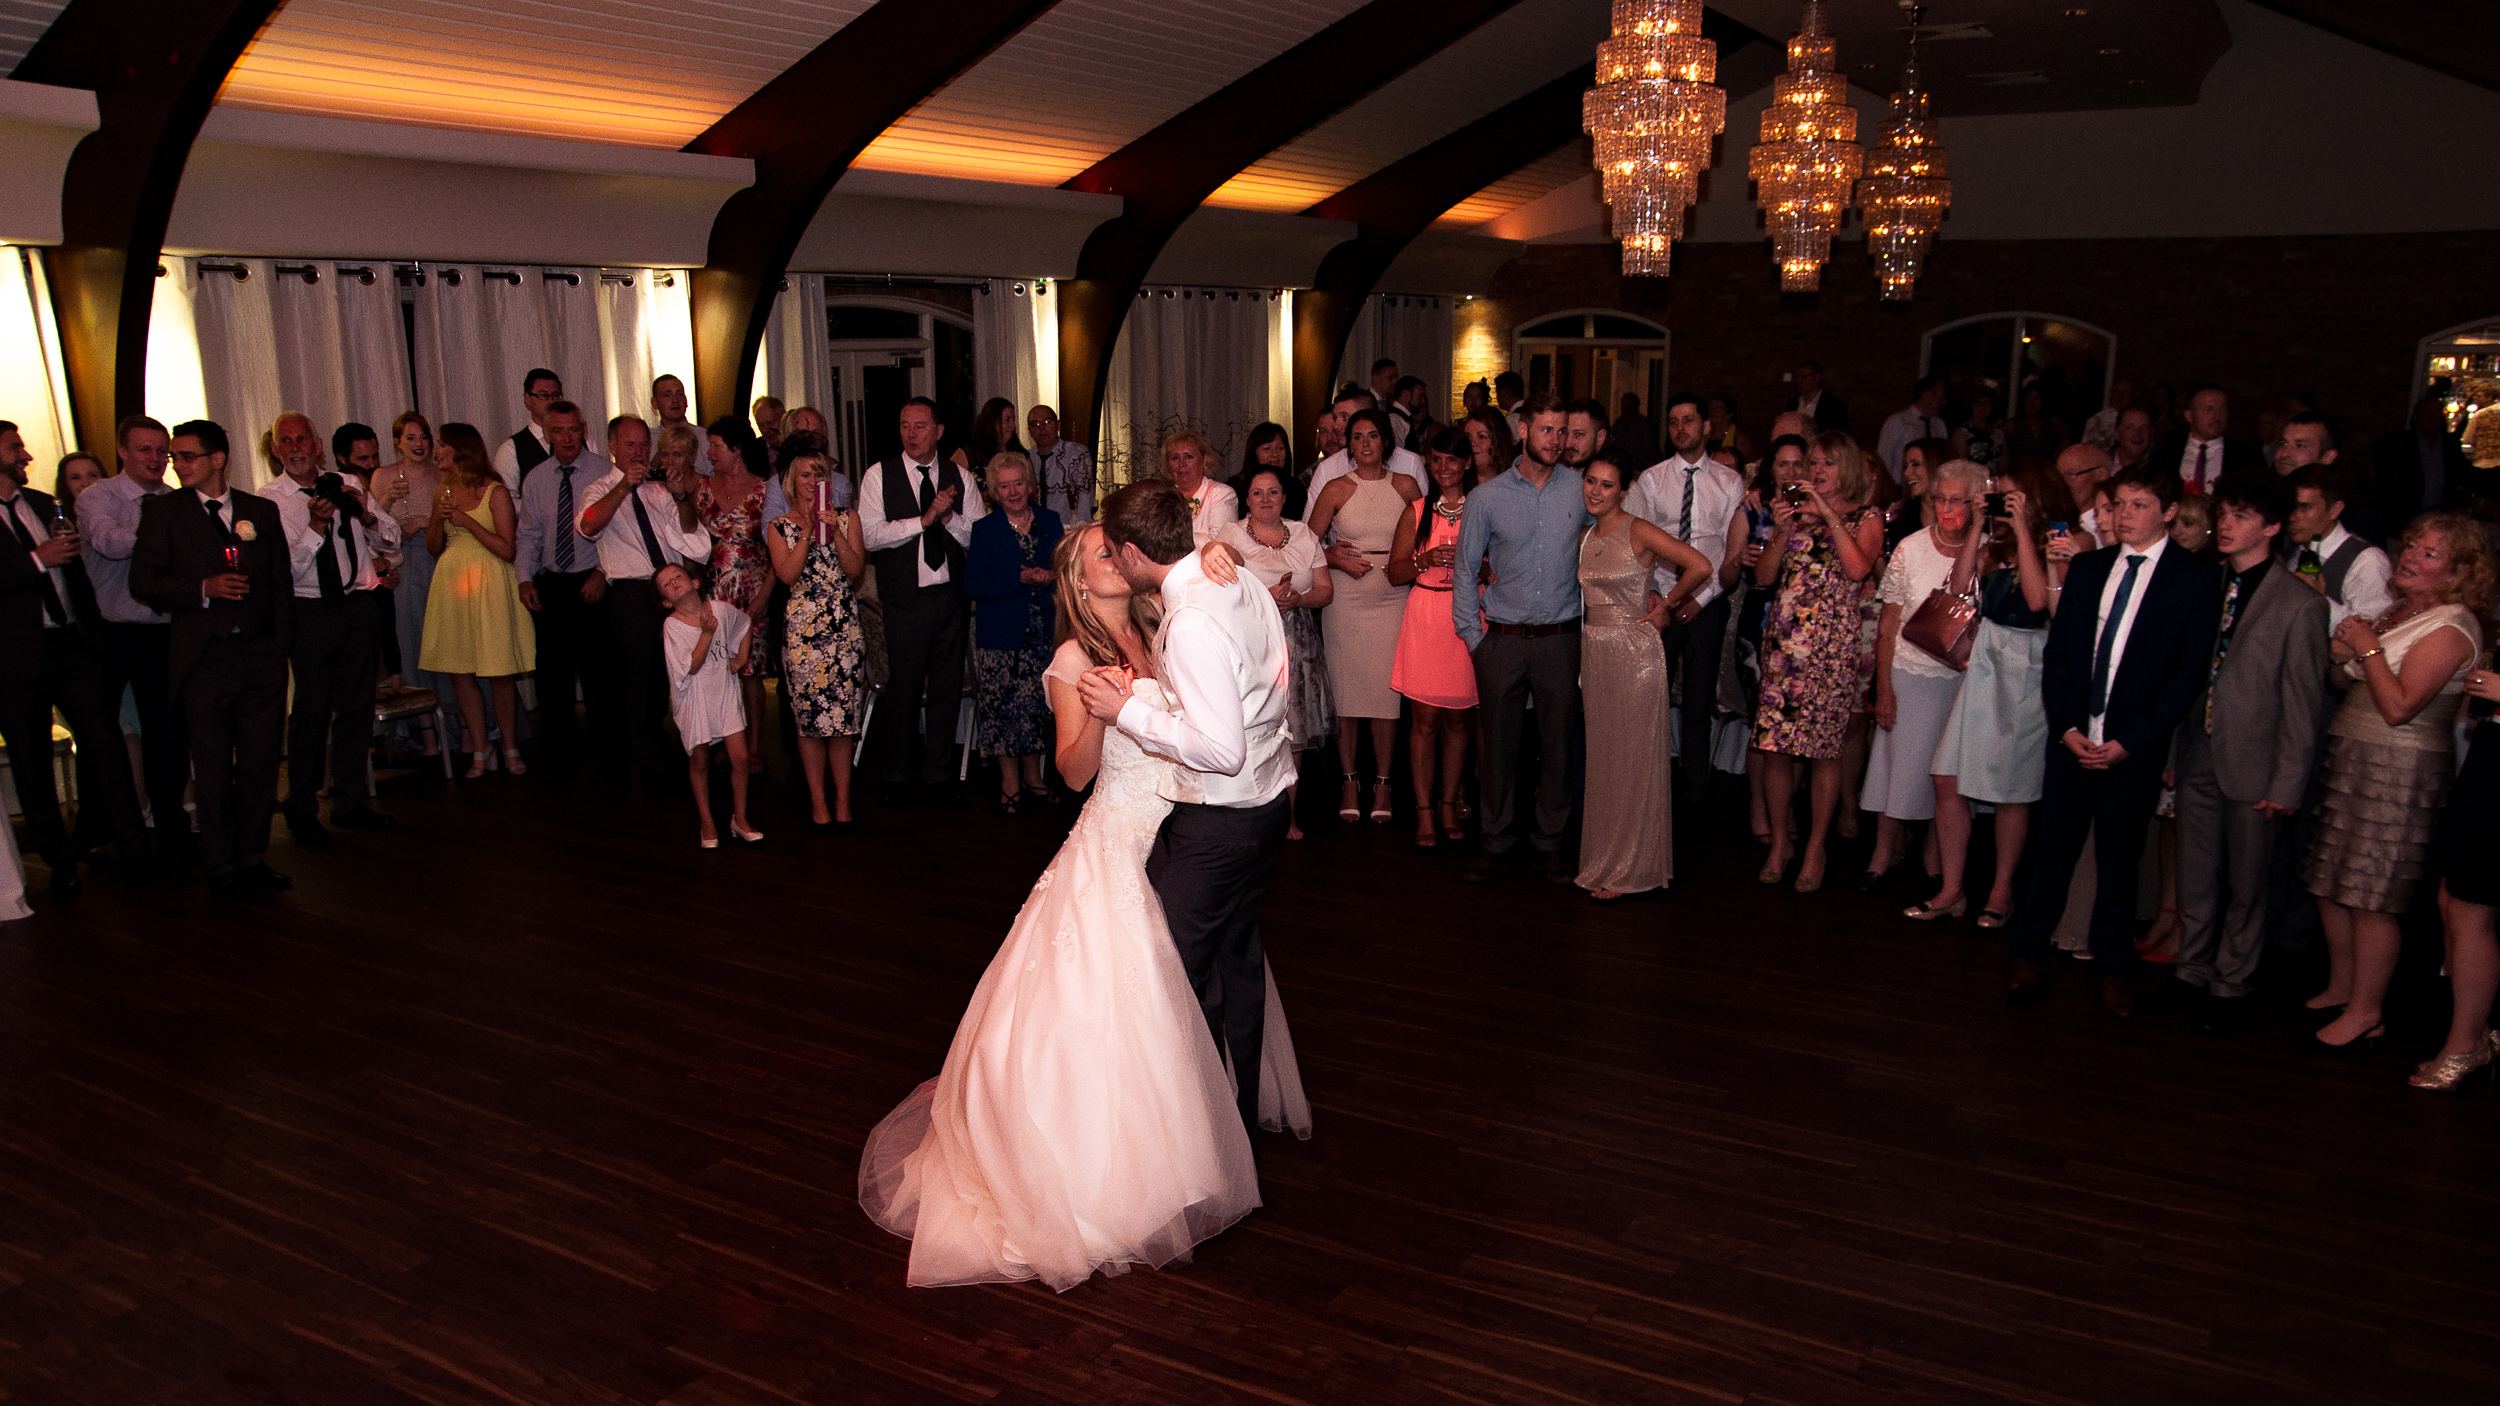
[514,401,614,774]
[1454,390,1589,882]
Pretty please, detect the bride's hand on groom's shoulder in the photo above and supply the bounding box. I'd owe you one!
[1198,540,1242,586]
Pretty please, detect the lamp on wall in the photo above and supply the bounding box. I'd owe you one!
[1583,0,1725,277]
[1857,2,1953,301]
[1748,0,1862,292]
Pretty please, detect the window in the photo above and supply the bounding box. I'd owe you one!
[1921,312,2114,440]
[2418,316,2500,434]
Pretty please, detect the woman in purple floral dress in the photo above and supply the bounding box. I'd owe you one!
[701,419,775,769]
[1750,431,1886,893]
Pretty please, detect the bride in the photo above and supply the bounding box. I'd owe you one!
[859,523,1311,1291]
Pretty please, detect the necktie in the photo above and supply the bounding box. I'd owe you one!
[916,465,945,570]
[1678,464,1698,540]
[2204,572,2242,733]
[554,465,578,571]
[2089,553,2146,719]
[314,523,345,601]
[2192,442,2210,492]
[5,501,65,625]
[629,488,669,573]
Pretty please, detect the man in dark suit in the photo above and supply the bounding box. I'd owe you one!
[2006,464,2225,1019]
[0,431,147,895]
[2152,383,2264,495]
[857,396,986,801]
[2369,395,2472,544]
[130,419,296,897]
[2162,475,2327,1034]
[1785,360,1847,436]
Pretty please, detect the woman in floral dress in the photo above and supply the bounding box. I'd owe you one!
[964,454,1063,812]
[766,452,870,827]
[702,417,775,770]
[1751,431,1886,893]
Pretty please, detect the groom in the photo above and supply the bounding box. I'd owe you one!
[1079,481,1296,1134]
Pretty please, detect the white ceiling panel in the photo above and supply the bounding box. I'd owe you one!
[1207,0,1608,215]
[851,0,1371,186]
[0,0,73,77]
[218,0,878,148]
[1446,137,1589,227]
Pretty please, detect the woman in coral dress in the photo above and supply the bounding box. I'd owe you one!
[1388,427,1480,847]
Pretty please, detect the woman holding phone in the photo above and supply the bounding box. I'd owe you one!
[768,452,870,829]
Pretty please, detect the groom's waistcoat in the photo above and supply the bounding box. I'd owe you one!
[1158,557,1295,808]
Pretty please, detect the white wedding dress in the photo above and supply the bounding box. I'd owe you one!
[859,642,1311,1291]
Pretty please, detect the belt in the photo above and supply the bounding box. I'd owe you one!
[1484,619,1578,638]
[1413,583,1452,592]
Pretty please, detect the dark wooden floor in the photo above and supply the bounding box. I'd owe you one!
[5,750,2498,1405]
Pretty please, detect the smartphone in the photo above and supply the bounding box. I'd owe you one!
[2048,520,2068,534]
[1984,492,2009,519]
[811,477,836,544]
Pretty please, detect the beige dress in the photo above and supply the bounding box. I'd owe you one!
[1576,520,1672,894]
[2303,603,2481,913]
[1321,473,1412,721]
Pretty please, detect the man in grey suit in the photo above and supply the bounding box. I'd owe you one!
[2164,474,2327,1034]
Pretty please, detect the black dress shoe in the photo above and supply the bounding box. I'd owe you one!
[1463,848,1506,883]
[2099,975,2137,1022]
[241,863,293,891]
[285,813,331,846]
[331,808,396,831]
[2194,994,2245,1037]
[1857,861,1906,894]
[49,864,82,898]
[209,872,251,900]
[1539,847,1576,885]
[2006,958,2050,1004]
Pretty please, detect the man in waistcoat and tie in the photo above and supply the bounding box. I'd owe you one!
[260,411,400,840]
[2005,465,2224,1019]
[131,420,295,897]
[491,367,563,493]
[515,400,615,775]
[859,396,987,801]
[576,414,710,783]
[2281,462,2393,633]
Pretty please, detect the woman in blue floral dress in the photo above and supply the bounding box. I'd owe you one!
[965,454,1063,812]
[1750,432,1886,892]
[767,453,870,828]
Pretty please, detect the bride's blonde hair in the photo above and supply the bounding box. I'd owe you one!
[1054,524,1159,671]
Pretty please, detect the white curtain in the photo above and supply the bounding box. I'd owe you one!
[973,278,1047,424]
[1100,285,1278,487]
[1333,293,1454,411]
[0,248,80,479]
[757,272,831,420]
[191,258,409,489]
[411,263,617,446]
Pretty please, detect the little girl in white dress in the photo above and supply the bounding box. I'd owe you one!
[658,563,762,849]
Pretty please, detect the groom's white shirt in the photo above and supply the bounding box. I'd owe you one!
[1115,551,1295,807]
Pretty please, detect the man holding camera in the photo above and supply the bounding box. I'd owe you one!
[262,411,400,840]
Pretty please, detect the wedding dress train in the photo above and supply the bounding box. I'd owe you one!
[858,645,1311,1290]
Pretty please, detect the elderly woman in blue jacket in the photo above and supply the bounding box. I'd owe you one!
[965,451,1064,811]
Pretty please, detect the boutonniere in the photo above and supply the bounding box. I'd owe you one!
[233,520,258,543]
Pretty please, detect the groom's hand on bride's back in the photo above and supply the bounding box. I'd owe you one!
[1077,666,1134,723]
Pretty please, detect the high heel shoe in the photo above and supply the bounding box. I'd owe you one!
[1438,800,1464,839]
[1793,861,1825,895]
[1338,773,1360,822]
[730,823,765,845]
[1415,813,1438,848]
[2408,1033,2497,1091]
[1904,895,1967,921]
[1758,853,1790,885]
[1369,776,1394,823]
[2315,1018,2385,1051]
[502,748,526,777]
[699,830,719,850]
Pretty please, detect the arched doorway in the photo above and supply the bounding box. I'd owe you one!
[823,294,974,471]
[1921,312,2114,439]
[1514,310,1668,419]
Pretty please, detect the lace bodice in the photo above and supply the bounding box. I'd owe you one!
[1047,642,1177,859]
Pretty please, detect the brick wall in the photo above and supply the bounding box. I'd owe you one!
[1462,231,2500,449]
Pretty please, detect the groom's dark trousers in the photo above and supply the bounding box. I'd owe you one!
[1148,791,1292,1135]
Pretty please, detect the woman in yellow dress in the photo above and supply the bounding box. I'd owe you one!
[419,423,536,779]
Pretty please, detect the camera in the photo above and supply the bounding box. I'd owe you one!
[1984,491,2009,519]
[1778,483,1811,507]
[313,471,364,516]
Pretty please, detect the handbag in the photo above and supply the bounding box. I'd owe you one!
[1901,587,1978,671]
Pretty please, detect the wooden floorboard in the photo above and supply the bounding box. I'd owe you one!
[4,755,2497,1405]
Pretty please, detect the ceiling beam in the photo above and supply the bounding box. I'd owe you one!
[1288,10,1780,447]
[2244,1,2500,94]
[681,0,1061,425]
[1053,0,1528,459]
[14,0,288,454]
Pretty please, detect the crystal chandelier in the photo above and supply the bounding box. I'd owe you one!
[1583,0,1725,277]
[1748,0,1862,292]
[1858,4,1952,300]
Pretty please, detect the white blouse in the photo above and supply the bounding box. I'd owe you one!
[1216,518,1324,596]
[1878,526,1964,678]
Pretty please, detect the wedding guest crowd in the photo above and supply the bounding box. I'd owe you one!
[9,349,2499,1103]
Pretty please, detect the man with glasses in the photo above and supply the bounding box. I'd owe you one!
[491,367,565,493]
[1026,404,1094,524]
[131,421,294,898]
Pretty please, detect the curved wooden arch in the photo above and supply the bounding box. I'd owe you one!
[682,0,1062,423]
[1054,0,1528,452]
[16,0,289,453]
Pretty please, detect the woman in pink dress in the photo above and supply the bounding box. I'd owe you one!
[701,417,775,769]
[1389,427,1479,847]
